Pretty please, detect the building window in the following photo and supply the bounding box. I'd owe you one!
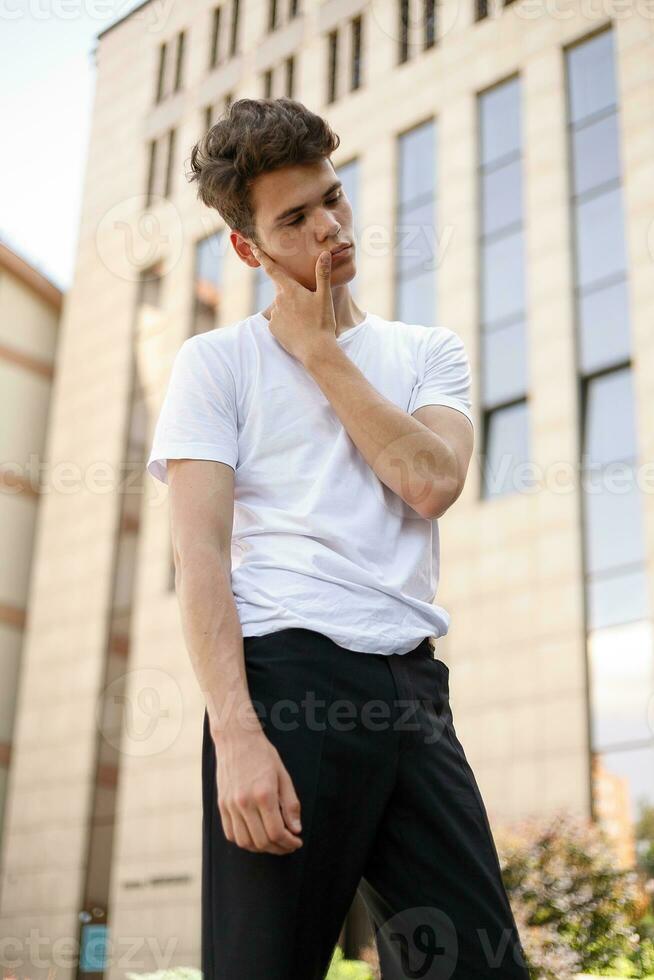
[285,55,295,97]
[209,6,222,67]
[351,16,363,91]
[336,158,359,301]
[399,0,410,63]
[475,0,488,19]
[477,76,530,499]
[230,0,240,56]
[424,0,436,48]
[567,29,630,376]
[154,42,167,102]
[327,30,338,103]
[164,129,176,198]
[146,128,176,204]
[174,30,185,91]
[565,28,650,869]
[154,31,186,103]
[192,231,225,335]
[137,265,163,309]
[394,119,437,325]
[268,0,301,33]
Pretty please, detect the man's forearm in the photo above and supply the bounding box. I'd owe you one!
[304,341,458,518]
[174,544,262,744]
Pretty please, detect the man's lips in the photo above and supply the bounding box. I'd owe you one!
[330,244,353,257]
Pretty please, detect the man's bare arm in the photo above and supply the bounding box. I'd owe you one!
[168,457,303,855]
[302,344,461,520]
[169,457,253,741]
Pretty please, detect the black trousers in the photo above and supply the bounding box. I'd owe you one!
[201,627,531,979]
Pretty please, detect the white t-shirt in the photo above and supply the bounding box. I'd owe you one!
[147,310,474,655]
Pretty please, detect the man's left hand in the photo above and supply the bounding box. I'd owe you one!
[251,245,337,366]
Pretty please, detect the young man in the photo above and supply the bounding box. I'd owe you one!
[146,97,531,980]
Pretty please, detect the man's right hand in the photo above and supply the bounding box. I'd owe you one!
[213,729,304,855]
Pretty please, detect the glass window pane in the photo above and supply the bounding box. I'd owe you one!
[396,197,437,275]
[196,230,224,285]
[589,619,654,750]
[572,112,621,197]
[584,368,637,467]
[399,121,435,205]
[479,76,521,167]
[587,566,650,631]
[567,29,617,126]
[593,743,654,866]
[337,158,359,237]
[395,267,435,325]
[194,231,224,328]
[481,319,527,408]
[482,158,523,237]
[484,401,531,498]
[481,230,525,327]
[578,278,631,374]
[583,475,646,575]
[575,186,627,289]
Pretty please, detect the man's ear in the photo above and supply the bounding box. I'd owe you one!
[230,230,260,268]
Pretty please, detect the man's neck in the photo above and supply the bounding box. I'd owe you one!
[260,284,367,339]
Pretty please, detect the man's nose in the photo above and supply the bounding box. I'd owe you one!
[314,209,341,238]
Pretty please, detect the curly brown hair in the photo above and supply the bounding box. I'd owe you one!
[187,97,341,244]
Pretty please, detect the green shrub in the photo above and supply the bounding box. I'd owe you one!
[495,810,650,979]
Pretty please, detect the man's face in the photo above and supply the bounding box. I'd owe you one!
[234,158,356,291]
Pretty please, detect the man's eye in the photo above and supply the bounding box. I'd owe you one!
[286,192,341,227]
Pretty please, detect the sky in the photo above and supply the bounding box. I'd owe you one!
[0,2,145,293]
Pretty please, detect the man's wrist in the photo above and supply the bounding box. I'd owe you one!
[207,690,266,745]
[210,715,266,746]
[301,336,343,376]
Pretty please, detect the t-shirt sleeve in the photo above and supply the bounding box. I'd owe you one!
[146,335,239,485]
[407,326,474,428]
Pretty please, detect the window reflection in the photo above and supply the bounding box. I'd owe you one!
[567,29,651,873]
[395,120,437,325]
[479,75,521,166]
[589,621,654,751]
[336,158,359,302]
[578,278,630,375]
[481,319,527,409]
[575,186,628,289]
[567,30,617,126]
[478,77,529,500]
[192,230,224,335]
[592,744,654,869]
[483,401,532,498]
[572,112,621,197]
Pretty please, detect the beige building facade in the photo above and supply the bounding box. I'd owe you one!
[1,0,653,976]
[0,239,61,872]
